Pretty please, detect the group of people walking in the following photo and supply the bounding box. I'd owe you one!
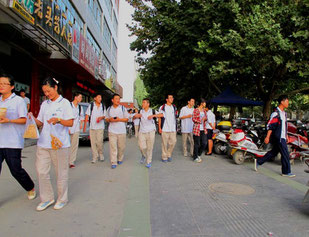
[0,72,295,213]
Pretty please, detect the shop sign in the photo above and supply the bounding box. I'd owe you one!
[76,82,95,94]
[14,81,30,94]
[33,0,73,52]
[79,33,98,77]
[10,0,35,24]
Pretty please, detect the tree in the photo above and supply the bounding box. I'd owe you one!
[127,0,309,118]
[134,73,148,107]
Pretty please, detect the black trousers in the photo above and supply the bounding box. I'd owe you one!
[193,133,207,159]
[0,148,34,191]
[257,139,291,174]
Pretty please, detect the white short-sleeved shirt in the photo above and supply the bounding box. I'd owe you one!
[133,113,140,126]
[86,103,106,130]
[69,103,85,134]
[23,97,30,105]
[139,109,156,133]
[107,105,129,134]
[0,93,27,149]
[206,110,216,130]
[179,106,194,133]
[200,111,205,131]
[278,107,286,139]
[128,113,134,123]
[37,95,74,149]
[159,104,176,132]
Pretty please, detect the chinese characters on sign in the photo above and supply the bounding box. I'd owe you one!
[79,33,98,78]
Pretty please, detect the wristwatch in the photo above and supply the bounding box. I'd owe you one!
[57,118,61,124]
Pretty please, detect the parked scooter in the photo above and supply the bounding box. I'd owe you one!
[303,157,309,203]
[213,121,232,155]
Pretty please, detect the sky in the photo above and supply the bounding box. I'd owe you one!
[117,0,137,102]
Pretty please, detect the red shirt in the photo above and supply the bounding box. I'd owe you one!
[192,108,208,136]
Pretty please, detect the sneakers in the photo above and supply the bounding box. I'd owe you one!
[54,202,67,210]
[282,173,296,178]
[69,164,75,169]
[27,189,36,200]
[36,200,55,211]
[194,157,202,163]
[111,165,117,169]
[161,159,168,163]
[99,154,105,162]
[91,160,96,164]
[117,161,123,165]
[146,163,152,168]
[167,157,172,162]
[140,156,146,164]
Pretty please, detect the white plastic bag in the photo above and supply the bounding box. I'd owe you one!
[24,114,40,139]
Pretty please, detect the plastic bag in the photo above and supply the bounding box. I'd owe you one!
[24,114,40,139]
[50,126,63,150]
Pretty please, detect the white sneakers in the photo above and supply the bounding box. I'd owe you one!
[36,200,67,211]
[27,189,36,200]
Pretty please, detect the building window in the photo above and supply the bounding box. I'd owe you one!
[105,0,112,19]
[103,18,111,49]
[112,39,117,61]
[87,30,101,57]
[113,10,118,35]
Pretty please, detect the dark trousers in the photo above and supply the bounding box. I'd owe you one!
[0,148,34,191]
[193,133,207,159]
[257,139,291,174]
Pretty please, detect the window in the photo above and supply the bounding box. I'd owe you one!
[103,18,111,48]
[105,0,112,19]
[112,39,117,61]
[113,10,118,35]
[87,30,101,57]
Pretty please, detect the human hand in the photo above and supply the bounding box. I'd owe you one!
[148,115,154,120]
[264,137,270,144]
[47,117,58,125]
[0,117,9,123]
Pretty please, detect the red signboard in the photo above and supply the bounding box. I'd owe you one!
[79,33,98,77]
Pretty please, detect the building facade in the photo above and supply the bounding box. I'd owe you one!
[0,0,122,115]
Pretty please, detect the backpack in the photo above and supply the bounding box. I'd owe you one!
[71,102,82,116]
[89,102,106,124]
[106,105,126,118]
[160,104,178,130]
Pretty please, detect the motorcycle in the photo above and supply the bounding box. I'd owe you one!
[303,157,309,203]
[126,122,134,138]
[213,121,233,155]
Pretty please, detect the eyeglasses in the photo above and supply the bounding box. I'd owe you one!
[0,83,11,86]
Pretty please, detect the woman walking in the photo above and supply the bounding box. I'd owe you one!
[32,77,74,211]
[0,73,36,201]
[192,99,208,163]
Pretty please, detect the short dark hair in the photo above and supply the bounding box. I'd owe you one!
[112,93,121,99]
[93,93,101,98]
[199,98,206,105]
[277,95,288,104]
[166,94,173,99]
[143,98,150,105]
[73,92,82,98]
[0,73,15,86]
[19,89,25,93]
[42,76,59,88]
[206,104,213,109]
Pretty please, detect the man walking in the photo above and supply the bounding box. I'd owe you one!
[158,94,177,162]
[106,94,129,169]
[179,98,195,157]
[205,104,216,155]
[84,93,106,164]
[69,93,84,168]
[254,95,295,177]
[134,98,161,168]
[19,89,30,111]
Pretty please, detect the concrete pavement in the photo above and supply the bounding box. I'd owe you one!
[0,135,309,237]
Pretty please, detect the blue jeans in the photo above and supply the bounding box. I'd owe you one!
[257,139,291,174]
[0,148,34,191]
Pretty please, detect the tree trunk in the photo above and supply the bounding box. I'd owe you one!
[263,99,272,120]
[229,106,236,120]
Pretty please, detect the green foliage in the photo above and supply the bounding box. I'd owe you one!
[127,0,309,116]
[134,73,149,107]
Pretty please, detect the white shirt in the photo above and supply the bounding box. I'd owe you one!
[278,107,286,140]
[179,106,194,133]
[107,105,129,134]
[86,103,106,130]
[37,96,74,149]
[139,109,156,133]
[133,113,140,126]
[200,111,205,131]
[159,104,176,132]
[206,110,216,130]
[23,97,30,105]
[0,93,27,149]
[69,102,85,134]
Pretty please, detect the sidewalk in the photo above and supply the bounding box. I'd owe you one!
[0,135,308,237]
